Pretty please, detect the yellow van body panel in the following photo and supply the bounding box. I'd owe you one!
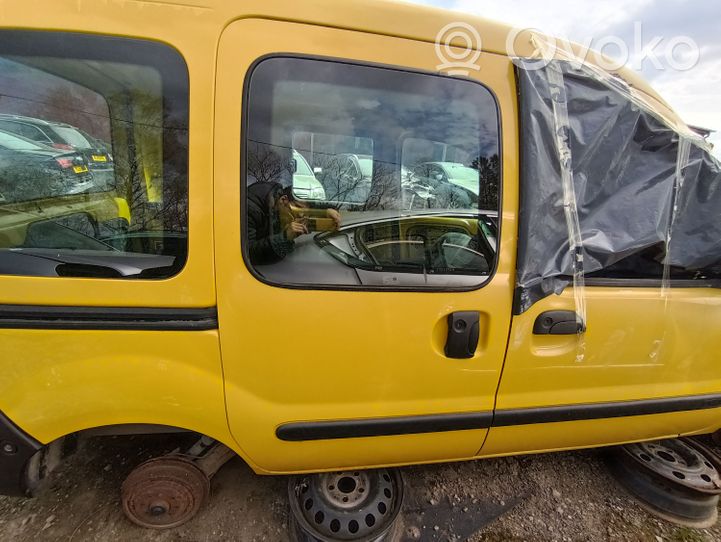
[499,288,721,410]
[481,287,721,455]
[213,17,519,472]
[0,1,228,467]
[0,0,717,479]
[0,329,237,450]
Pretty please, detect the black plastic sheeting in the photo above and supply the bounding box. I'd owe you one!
[515,60,721,314]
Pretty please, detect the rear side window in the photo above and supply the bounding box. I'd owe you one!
[0,120,51,143]
[51,126,94,149]
[244,57,501,290]
[0,31,189,279]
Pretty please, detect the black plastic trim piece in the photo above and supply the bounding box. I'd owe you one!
[276,412,493,441]
[276,393,721,442]
[445,311,481,358]
[533,310,584,335]
[0,410,42,497]
[0,305,218,330]
[493,393,721,427]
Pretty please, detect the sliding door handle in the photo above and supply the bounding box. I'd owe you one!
[445,311,480,359]
[533,310,585,335]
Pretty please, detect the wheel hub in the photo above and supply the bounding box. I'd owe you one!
[121,456,210,529]
[150,501,169,516]
[320,472,370,510]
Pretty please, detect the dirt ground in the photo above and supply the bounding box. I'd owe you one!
[1,433,721,541]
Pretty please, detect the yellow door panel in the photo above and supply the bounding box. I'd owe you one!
[483,286,721,455]
[214,19,518,472]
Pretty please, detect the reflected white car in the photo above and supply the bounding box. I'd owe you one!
[291,150,326,200]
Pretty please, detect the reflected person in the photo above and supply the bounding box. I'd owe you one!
[247,181,341,265]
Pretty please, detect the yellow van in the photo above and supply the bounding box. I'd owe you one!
[1,0,721,537]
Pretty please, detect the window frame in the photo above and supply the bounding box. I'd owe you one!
[240,53,504,293]
[0,29,191,280]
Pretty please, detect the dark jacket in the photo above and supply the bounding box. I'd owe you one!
[247,182,295,265]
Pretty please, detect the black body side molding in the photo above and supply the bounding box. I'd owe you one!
[276,412,493,441]
[0,304,218,331]
[276,393,721,441]
[493,393,721,427]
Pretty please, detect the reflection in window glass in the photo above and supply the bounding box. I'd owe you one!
[0,31,189,279]
[245,57,500,289]
[291,132,374,204]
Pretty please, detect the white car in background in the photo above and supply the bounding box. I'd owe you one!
[291,150,326,201]
[409,162,480,195]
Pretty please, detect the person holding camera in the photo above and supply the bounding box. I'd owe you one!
[247,181,341,265]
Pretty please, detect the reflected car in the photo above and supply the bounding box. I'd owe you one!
[0,114,113,186]
[404,162,481,209]
[319,153,373,203]
[409,162,480,195]
[0,129,94,203]
[291,150,326,200]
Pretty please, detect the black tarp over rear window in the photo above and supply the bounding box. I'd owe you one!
[515,60,721,313]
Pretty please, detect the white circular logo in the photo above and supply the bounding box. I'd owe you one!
[435,22,482,75]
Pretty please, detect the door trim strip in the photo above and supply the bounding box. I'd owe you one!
[275,393,721,441]
[0,304,218,331]
[492,393,721,427]
[276,412,494,441]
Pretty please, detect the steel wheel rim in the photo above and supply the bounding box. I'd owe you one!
[608,438,721,527]
[620,439,721,493]
[289,468,403,541]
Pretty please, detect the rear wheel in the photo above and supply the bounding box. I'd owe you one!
[121,456,210,529]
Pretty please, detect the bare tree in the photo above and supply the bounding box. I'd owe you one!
[472,154,500,210]
[247,141,292,184]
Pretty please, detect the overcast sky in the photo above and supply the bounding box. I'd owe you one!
[405,0,721,156]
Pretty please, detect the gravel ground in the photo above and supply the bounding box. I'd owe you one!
[1,433,721,541]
